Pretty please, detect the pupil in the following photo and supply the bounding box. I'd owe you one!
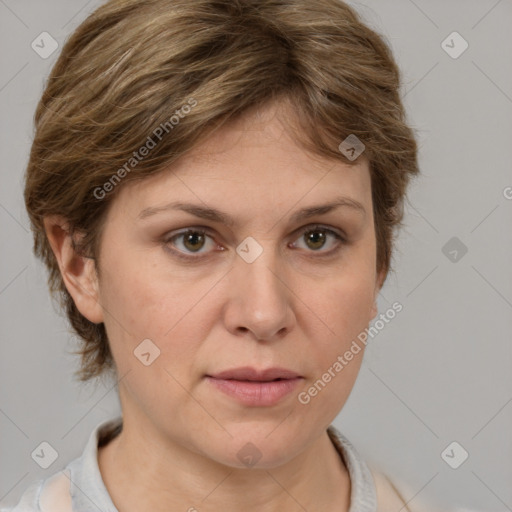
[307,230,325,250]
[184,232,204,251]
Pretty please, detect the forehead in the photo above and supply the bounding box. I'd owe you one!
[115,101,372,221]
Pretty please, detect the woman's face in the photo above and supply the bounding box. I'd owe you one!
[90,101,384,468]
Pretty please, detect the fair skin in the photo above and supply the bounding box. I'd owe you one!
[45,100,385,512]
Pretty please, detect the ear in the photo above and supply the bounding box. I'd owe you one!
[43,215,104,324]
[370,267,387,319]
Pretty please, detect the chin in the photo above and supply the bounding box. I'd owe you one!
[201,426,306,470]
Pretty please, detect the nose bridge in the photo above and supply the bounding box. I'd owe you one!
[243,251,283,301]
[228,236,292,338]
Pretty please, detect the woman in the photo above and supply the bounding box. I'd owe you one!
[3,0,439,510]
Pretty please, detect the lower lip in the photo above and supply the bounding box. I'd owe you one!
[205,376,303,406]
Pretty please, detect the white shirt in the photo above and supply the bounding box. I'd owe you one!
[1,416,442,512]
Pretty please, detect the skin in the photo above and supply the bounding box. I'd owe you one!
[45,100,385,512]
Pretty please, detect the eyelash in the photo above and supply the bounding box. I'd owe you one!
[162,224,347,262]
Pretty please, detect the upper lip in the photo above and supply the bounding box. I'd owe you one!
[207,366,302,381]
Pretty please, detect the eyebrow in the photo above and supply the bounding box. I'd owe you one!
[137,196,366,226]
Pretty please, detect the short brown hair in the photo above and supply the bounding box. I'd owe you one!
[24,0,419,382]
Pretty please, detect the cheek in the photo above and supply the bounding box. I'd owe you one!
[329,245,377,339]
[97,251,216,371]
[300,268,376,350]
[296,278,374,418]
[330,281,374,339]
[99,247,178,329]
[295,266,375,409]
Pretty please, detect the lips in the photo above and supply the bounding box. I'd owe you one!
[207,366,302,382]
[205,367,304,407]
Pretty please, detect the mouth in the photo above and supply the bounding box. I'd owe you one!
[205,367,304,406]
[206,366,303,382]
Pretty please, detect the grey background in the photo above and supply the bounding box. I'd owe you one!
[1,0,511,510]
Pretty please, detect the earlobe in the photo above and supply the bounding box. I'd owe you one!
[43,215,104,324]
[370,301,378,320]
[370,268,387,319]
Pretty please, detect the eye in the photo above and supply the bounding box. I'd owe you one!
[290,225,345,254]
[164,228,218,258]
[163,224,346,261]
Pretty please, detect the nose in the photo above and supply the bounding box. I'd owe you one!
[221,247,295,342]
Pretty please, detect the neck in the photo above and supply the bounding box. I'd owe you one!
[97,421,351,512]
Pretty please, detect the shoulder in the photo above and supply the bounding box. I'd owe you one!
[369,466,413,511]
[0,477,43,512]
[369,465,449,512]
[0,470,72,512]
[1,416,121,512]
[326,425,446,512]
